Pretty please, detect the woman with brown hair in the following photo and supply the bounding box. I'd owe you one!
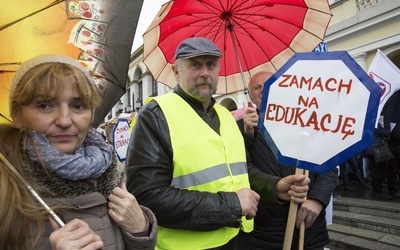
[0,54,157,249]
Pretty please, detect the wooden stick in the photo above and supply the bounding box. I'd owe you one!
[298,169,309,250]
[283,132,310,250]
[283,167,305,250]
[0,152,65,227]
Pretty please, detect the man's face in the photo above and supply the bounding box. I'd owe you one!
[248,72,273,108]
[173,56,220,105]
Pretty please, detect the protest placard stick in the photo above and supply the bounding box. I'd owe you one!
[283,168,306,250]
[298,169,309,250]
[283,133,309,250]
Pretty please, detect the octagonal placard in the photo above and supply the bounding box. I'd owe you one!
[258,51,381,174]
[113,118,131,162]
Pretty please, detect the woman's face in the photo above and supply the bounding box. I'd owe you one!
[13,80,92,154]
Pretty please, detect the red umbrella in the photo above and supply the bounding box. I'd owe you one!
[143,0,332,95]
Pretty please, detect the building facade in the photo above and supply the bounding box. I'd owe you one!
[108,0,400,120]
[326,0,400,69]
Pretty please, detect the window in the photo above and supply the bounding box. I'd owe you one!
[136,81,143,110]
[151,77,158,97]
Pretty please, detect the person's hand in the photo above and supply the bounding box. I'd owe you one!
[275,175,310,203]
[236,188,260,219]
[243,106,258,136]
[49,217,103,250]
[108,182,148,233]
[296,199,323,229]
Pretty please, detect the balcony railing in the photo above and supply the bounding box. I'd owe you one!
[357,0,378,10]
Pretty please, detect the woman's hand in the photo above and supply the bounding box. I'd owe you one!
[108,182,148,233]
[49,217,103,250]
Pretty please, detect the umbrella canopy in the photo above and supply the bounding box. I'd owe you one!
[231,107,246,121]
[0,0,144,127]
[143,0,332,94]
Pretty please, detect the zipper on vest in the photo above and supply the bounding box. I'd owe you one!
[206,112,211,122]
[238,219,243,231]
[199,218,242,228]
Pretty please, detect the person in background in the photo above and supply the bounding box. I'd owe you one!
[370,115,400,200]
[239,71,338,250]
[0,54,157,249]
[339,156,370,191]
[360,152,373,182]
[105,122,116,144]
[126,37,310,250]
[388,123,400,189]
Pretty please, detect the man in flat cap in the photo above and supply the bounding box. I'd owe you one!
[126,37,310,250]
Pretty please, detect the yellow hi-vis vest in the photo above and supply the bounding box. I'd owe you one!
[153,93,253,250]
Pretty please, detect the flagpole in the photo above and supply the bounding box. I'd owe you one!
[0,152,65,227]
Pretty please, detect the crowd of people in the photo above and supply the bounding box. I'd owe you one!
[1,37,398,249]
[332,115,400,200]
[336,116,400,200]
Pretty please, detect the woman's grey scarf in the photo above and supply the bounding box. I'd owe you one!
[25,127,112,181]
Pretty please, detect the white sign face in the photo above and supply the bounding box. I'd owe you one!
[258,51,381,174]
[113,118,131,162]
[264,60,368,164]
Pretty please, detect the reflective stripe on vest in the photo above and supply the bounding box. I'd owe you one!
[171,162,247,188]
[153,93,253,250]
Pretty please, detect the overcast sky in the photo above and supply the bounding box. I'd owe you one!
[132,0,169,52]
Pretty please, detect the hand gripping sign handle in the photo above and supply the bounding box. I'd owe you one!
[0,152,65,227]
[283,168,307,250]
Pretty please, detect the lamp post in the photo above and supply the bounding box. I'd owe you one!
[126,104,132,113]
[135,99,142,111]
[116,100,123,115]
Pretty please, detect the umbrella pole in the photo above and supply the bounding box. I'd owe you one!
[228,26,251,104]
[0,152,65,227]
[0,113,12,123]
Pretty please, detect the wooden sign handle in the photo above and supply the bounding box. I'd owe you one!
[283,168,309,250]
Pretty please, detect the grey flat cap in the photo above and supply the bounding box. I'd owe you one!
[174,37,222,60]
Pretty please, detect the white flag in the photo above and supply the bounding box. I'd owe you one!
[368,49,400,126]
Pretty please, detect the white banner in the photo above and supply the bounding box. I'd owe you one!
[368,49,400,126]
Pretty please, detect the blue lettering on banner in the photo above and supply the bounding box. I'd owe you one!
[313,41,328,52]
